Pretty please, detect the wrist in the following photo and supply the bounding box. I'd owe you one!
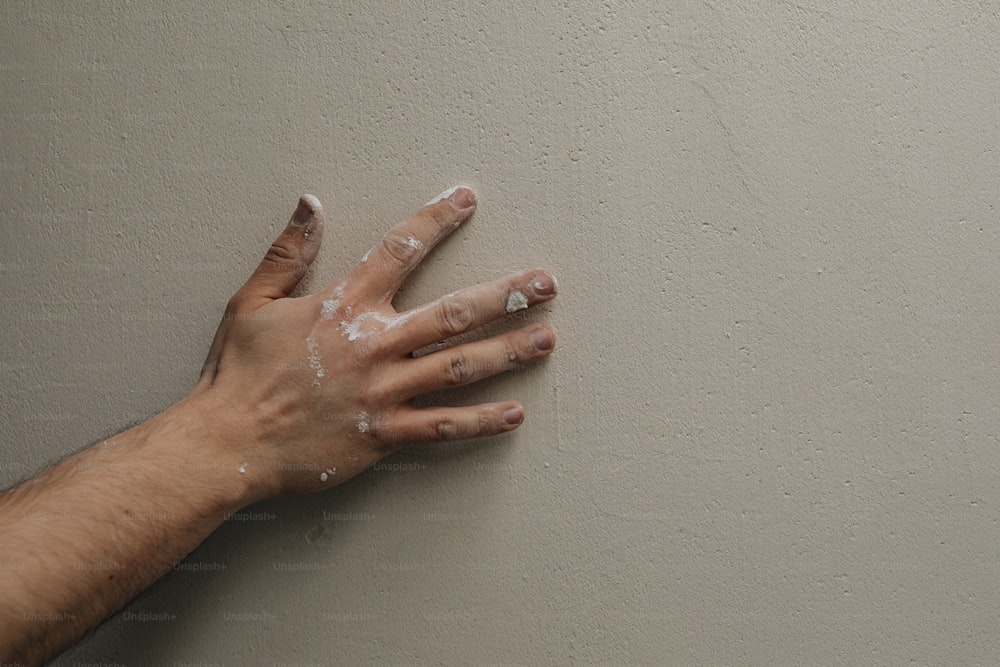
[142,394,272,511]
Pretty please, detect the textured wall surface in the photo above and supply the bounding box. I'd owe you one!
[3,1,1000,664]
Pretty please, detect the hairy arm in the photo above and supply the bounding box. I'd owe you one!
[0,187,557,664]
[0,402,256,663]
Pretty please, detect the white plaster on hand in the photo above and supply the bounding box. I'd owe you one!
[505,291,529,313]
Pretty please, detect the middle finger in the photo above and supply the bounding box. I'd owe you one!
[380,268,558,354]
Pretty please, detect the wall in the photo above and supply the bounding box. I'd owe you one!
[3,1,1000,664]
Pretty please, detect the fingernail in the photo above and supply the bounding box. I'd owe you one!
[503,406,524,425]
[532,273,556,296]
[293,194,321,226]
[529,327,554,351]
[449,187,476,210]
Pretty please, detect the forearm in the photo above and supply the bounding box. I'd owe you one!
[0,398,254,665]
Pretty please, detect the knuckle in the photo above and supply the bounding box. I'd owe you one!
[355,332,392,365]
[437,299,474,336]
[435,419,458,440]
[263,240,301,268]
[478,410,497,436]
[365,380,394,406]
[443,353,474,386]
[366,419,384,442]
[362,334,390,359]
[504,340,521,364]
[258,240,309,278]
[380,232,421,265]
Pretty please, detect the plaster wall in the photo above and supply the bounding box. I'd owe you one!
[3,1,1000,664]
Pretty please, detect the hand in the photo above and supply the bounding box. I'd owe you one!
[183,187,557,498]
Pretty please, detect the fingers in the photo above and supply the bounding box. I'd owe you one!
[380,269,557,353]
[386,324,555,400]
[381,402,525,446]
[346,186,476,302]
[232,194,324,311]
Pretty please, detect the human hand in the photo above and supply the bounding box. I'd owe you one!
[183,187,556,499]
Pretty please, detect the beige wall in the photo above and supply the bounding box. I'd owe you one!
[3,1,1000,664]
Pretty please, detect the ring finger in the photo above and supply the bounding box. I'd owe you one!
[386,324,556,400]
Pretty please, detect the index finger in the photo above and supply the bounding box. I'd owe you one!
[345,186,477,303]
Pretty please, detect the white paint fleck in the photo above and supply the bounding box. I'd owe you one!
[506,291,529,313]
[405,236,423,250]
[338,304,430,342]
[358,412,370,433]
[360,247,373,263]
[340,312,378,342]
[320,298,340,320]
[424,185,469,207]
[319,471,328,482]
[386,306,423,330]
[323,284,345,314]
[306,335,326,379]
[300,193,322,211]
[237,463,247,474]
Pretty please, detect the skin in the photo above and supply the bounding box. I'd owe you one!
[0,187,557,665]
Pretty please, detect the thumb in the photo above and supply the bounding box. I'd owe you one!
[235,194,325,308]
